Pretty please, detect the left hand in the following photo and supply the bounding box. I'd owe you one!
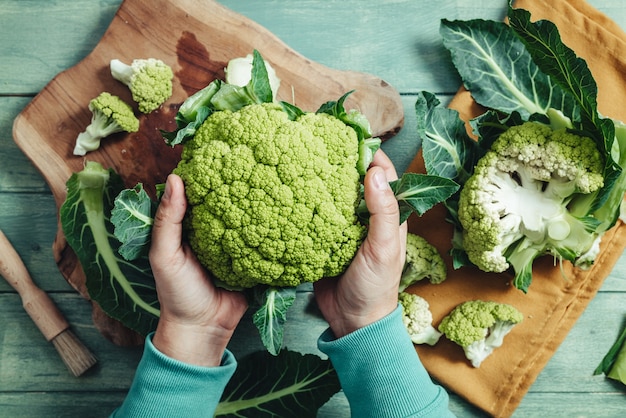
[150,174,248,367]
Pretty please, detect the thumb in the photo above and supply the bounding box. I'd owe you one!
[363,166,400,248]
[150,174,187,258]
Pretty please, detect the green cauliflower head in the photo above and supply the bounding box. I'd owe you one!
[110,58,174,114]
[458,121,605,290]
[438,300,523,367]
[400,232,447,291]
[174,102,366,288]
[73,92,139,156]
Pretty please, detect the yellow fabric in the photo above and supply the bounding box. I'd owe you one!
[406,1,626,416]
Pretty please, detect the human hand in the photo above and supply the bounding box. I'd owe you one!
[314,150,407,338]
[150,174,248,366]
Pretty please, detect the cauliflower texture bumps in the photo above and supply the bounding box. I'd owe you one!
[174,103,366,288]
[458,121,605,286]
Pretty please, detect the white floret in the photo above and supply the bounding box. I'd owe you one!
[463,320,517,368]
[399,292,442,346]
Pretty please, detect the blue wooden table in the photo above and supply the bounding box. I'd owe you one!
[1,1,625,416]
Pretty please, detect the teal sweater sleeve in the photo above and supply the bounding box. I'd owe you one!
[110,333,236,418]
[318,305,455,418]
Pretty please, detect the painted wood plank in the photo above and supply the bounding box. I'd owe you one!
[0,0,623,95]
[0,293,143,392]
[0,0,121,94]
[0,98,50,193]
[0,0,615,97]
[528,292,626,392]
[0,193,69,292]
[2,292,623,417]
[514,393,626,417]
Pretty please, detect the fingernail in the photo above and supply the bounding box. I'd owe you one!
[163,175,173,200]
[372,169,389,191]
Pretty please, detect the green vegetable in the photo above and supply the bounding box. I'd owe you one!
[458,121,605,287]
[110,58,174,113]
[398,292,442,346]
[400,232,447,291]
[174,101,367,289]
[169,50,457,291]
[216,349,340,417]
[594,317,626,386]
[63,50,457,355]
[251,287,297,355]
[110,183,157,261]
[416,6,626,292]
[60,161,159,334]
[72,92,139,156]
[225,52,281,100]
[438,300,523,368]
[161,50,274,146]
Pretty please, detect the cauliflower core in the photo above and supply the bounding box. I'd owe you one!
[458,121,604,281]
[174,103,366,288]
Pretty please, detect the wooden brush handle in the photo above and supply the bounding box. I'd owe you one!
[0,229,69,341]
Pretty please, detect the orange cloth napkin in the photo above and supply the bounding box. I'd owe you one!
[406,1,626,416]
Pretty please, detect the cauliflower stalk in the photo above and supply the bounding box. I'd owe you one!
[73,92,139,156]
[438,300,523,368]
[400,232,447,291]
[110,58,173,113]
[458,121,605,290]
[399,292,442,346]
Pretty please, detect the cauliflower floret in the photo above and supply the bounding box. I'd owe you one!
[174,103,366,289]
[225,53,281,100]
[110,58,173,113]
[399,232,447,291]
[399,292,442,346]
[458,121,605,291]
[438,300,523,367]
[73,92,139,156]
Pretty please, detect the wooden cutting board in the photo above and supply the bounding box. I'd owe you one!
[12,0,404,345]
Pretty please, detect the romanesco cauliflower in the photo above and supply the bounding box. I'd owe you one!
[174,102,366,289]
[73,92,139,156]
[458,121,605,291]
[398,292,442,346]
[110,58,173,113]
[438,300,523,368]
[400,232,447,291]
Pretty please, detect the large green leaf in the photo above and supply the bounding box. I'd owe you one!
[507,7,599,136]
[507,6,620,218]
[60,161,159,335]
[252,286,297,356]
[440,18,577,120]
[415,91,481,185]
[390,173,460,224]
[111,183,157,261]
[216,350,341,417]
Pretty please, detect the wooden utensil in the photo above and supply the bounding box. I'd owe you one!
[0,229,97,376]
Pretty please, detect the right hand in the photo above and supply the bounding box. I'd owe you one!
[314,150,407,338]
